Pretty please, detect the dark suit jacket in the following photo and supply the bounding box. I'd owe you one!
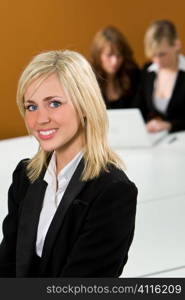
[0,158,137,277]
[104,68,141,109]
[134,66,185,132]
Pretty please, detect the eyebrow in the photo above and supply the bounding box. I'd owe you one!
[24,96,62,104]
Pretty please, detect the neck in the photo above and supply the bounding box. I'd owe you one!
[106,73,116,81]
[161,55,178,72]
[55,148,82,175]
[55,131,84,174]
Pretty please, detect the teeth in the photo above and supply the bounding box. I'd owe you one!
[39,129,56,136]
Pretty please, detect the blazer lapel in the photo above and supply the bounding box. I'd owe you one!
[167,71,185,114]
[16,175,47,277]
[40,158,87,271]
[146,72,156,111]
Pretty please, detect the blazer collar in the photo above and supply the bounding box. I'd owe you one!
[146,72,156,110]
[167,70,185,113]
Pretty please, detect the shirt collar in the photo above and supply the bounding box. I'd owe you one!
[44,151,83,190]
[147,54,185,73]
[57,151,83,183]
[178,54,185,71]
[44,152,56,186]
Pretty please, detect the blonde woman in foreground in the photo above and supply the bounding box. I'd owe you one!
[0,50,137,277]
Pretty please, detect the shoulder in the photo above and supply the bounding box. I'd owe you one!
[11,159,30,192]
[85,165,137,216]
[125,65,141,80]
[7,159,31,206]
[141,62,153,75]
[102,164,134,181]
[138,62,156,84]
[129,67,141,85]
[92,164,138,200]
[12,159,29,177]
[142,61,152,70]
[130,66,141,77]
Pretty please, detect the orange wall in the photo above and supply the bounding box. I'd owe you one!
[1,0,185,139]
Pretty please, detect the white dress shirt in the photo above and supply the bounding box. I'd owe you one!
[153,96,171,114]
[36,151,83,257]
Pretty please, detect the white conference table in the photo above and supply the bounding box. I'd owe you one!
[0,132,185,277]
[119,131,185,277]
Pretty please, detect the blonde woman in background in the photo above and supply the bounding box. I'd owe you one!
[135,19,185,133]
[91,26,140,109]
[0,50,137,277]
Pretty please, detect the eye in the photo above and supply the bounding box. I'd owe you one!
[25,104,38,111]
[49,100,62,108]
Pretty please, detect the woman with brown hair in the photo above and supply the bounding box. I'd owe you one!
[90,26,140,109]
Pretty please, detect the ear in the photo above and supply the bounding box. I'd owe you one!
[174,39,181,51]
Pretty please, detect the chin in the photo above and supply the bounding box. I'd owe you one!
[38,142,56,152]
[108,70,117,75]
[40,146,55,152]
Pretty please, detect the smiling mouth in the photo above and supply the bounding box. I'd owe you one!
[38,129,58,140]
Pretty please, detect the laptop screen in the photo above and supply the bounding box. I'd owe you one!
[107,108,167,148]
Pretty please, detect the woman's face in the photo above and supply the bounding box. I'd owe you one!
[150,38,180,69]
[100,44,123,75]
[24,73,85,155]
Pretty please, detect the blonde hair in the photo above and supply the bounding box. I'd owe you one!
[144,20,178,58]
[17,50,124,182]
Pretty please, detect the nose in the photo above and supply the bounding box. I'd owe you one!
[36,107,50,124]
[111,55,118,66]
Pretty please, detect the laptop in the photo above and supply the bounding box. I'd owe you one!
[107,108,168,148]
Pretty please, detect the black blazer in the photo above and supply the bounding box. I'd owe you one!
[0,158,137,278]
[102,68,141,109]
[134,67,185,132]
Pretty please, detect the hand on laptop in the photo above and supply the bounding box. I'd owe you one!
[146,119,172,132]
